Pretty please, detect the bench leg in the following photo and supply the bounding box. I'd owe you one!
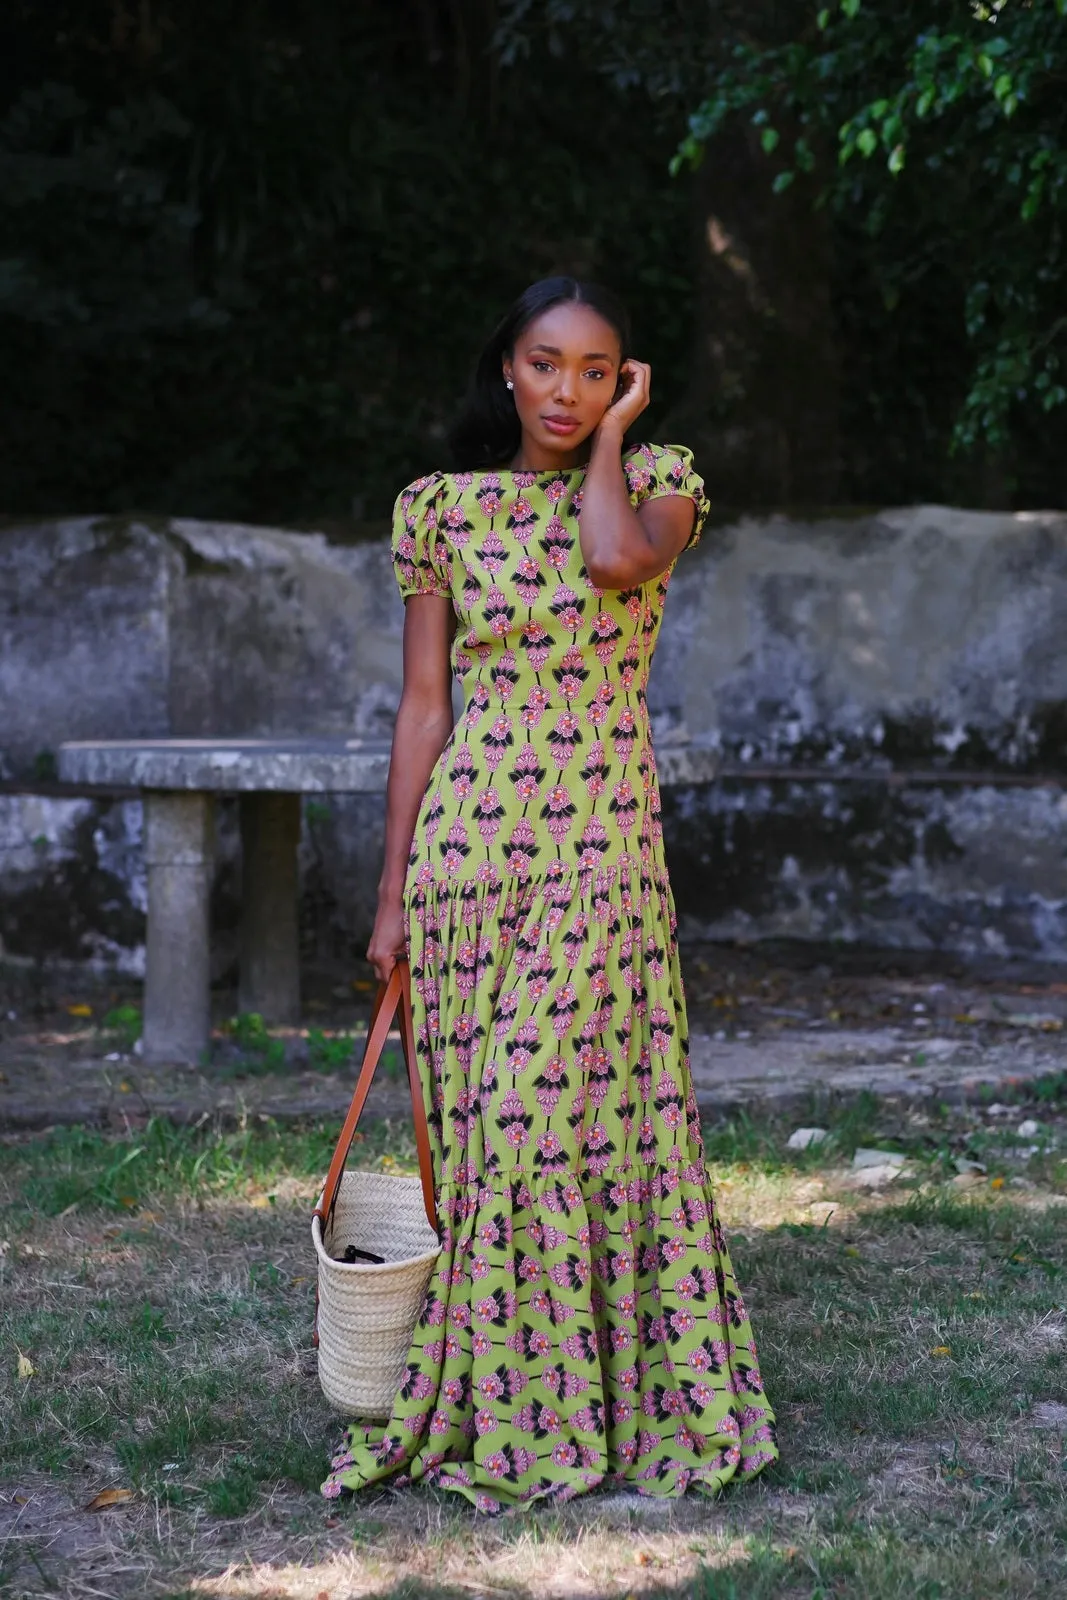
[239,793,301,1024]
[143,791,214,1064]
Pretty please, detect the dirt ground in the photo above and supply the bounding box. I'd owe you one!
[2,941,1067,1134]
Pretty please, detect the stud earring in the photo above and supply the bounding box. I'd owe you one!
[505,379,514,391]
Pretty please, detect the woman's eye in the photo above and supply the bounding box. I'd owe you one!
[584,369,606,381]
[532,361,554,373]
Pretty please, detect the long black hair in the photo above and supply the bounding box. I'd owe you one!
[447,276,632,469]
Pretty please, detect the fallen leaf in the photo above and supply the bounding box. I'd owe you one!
[66,1003,93,1018]
[635,1552,652,1566]
[13,1493,30,1505]
[316,1591,331,1600]
[990,1176,1005,1190]
[930,1346,952,1358]
[118,1080,132,1093]
[843,1245,861,1258]
[16,1350,34,1380]
[249,1194,272,1209]
[84,1487,135,1512]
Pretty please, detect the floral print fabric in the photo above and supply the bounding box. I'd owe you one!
[322,443,778,1512]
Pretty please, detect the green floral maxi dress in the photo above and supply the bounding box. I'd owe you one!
[322,443,778,1513]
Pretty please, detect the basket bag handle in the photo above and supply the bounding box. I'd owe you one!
[313,958,438,1238]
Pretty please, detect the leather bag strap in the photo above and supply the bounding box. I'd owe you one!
[313,958,438,1236]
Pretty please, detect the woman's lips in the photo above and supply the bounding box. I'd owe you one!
[542,415,581,436]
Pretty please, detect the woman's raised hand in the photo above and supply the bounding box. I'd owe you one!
[598,358,652,436]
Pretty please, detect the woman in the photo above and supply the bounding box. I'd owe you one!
[322,277,778,1513]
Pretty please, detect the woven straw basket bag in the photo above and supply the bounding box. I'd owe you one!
[312,959,440,1418]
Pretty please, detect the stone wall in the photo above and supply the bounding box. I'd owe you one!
[2,504,1066,974]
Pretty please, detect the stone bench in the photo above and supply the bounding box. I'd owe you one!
[56,736,719,1066]
[57,739,392,1064]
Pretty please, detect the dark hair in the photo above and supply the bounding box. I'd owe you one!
[447,276,632,469]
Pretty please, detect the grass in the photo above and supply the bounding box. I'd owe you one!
[2,1097,1066,1599]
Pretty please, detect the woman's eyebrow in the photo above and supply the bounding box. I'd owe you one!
[528,343,615,361]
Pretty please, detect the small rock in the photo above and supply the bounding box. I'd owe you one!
[787,1127,829,1151]
[851,1162,910,1188]
[953,1158,987,1176]
[852,1148,908,1170]
[952,1171,985,1189]
[133,1037,144,1058]
[1032,1401,1067,1431]
[984,1103,1009,1117]
[1017,1119,1039,1138]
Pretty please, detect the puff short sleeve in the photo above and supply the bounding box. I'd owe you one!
[391,472,453,601]
[624,442,709,552]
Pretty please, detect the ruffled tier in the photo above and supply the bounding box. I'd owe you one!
[321,1163,778,1513]
[401,859,700,1190]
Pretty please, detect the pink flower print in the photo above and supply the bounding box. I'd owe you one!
[551,1440,578,1467]
[579,741,608,796]
[585,699,609,729]
[591,611,623,662]
[429,1410,451,1436]
[492,651,520,702]
[476,529,508,575]
[541,782,576,845]
[485,584,514,640]
[439,818,471,876]
[483,1451,508,1481]
[470,1253,491,1280]
[544,476,570,505]
[529,1328,552,1358]
[536,1129,563,1161]
[675,1273,698,1301]
[473,786,505,844]
[519,687,551,730]
[548,981,579,1039]
[464,683,491,729]
[540,516,571,569]
[585,1121,609,1150]
[609,777,639,836]
[536,1405,562,1437]
[513,554,545,607]
[449,743,476,800]
[541,1053,568,1083]
[548,709,583,768]
[505,1113,531,1152]
[620,650,640,691]
[521,620,552,672]
[494,988,520,1041]
[473,1330,496,1358]
[526,972,550,1002]
[507,495,536,539]
[476,486,503,521]
[550,583,584,632]
[670,1307,697,1338]
[482,713,514,770]
[690,1381,715,1410]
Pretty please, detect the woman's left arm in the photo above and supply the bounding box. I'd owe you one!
[578,361,696,590]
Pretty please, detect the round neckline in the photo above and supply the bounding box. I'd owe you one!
[446,465,588,479]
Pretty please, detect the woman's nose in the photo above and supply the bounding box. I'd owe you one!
[553,369,579,404]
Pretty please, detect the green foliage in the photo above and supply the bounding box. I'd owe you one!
[674,0,1067,460]
[224,1012,287,1072]
[102,1004,142,1051]
[306,1027,356,1073]
[0,2,694,523]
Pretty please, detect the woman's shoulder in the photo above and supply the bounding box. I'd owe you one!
[623,441,700,492]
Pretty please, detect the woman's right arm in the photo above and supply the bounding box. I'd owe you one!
[367,592,456,981]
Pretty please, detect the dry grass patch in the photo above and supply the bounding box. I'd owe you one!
[3,1101,1067,1598]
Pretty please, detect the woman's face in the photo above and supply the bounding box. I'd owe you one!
[503,301,622,464]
